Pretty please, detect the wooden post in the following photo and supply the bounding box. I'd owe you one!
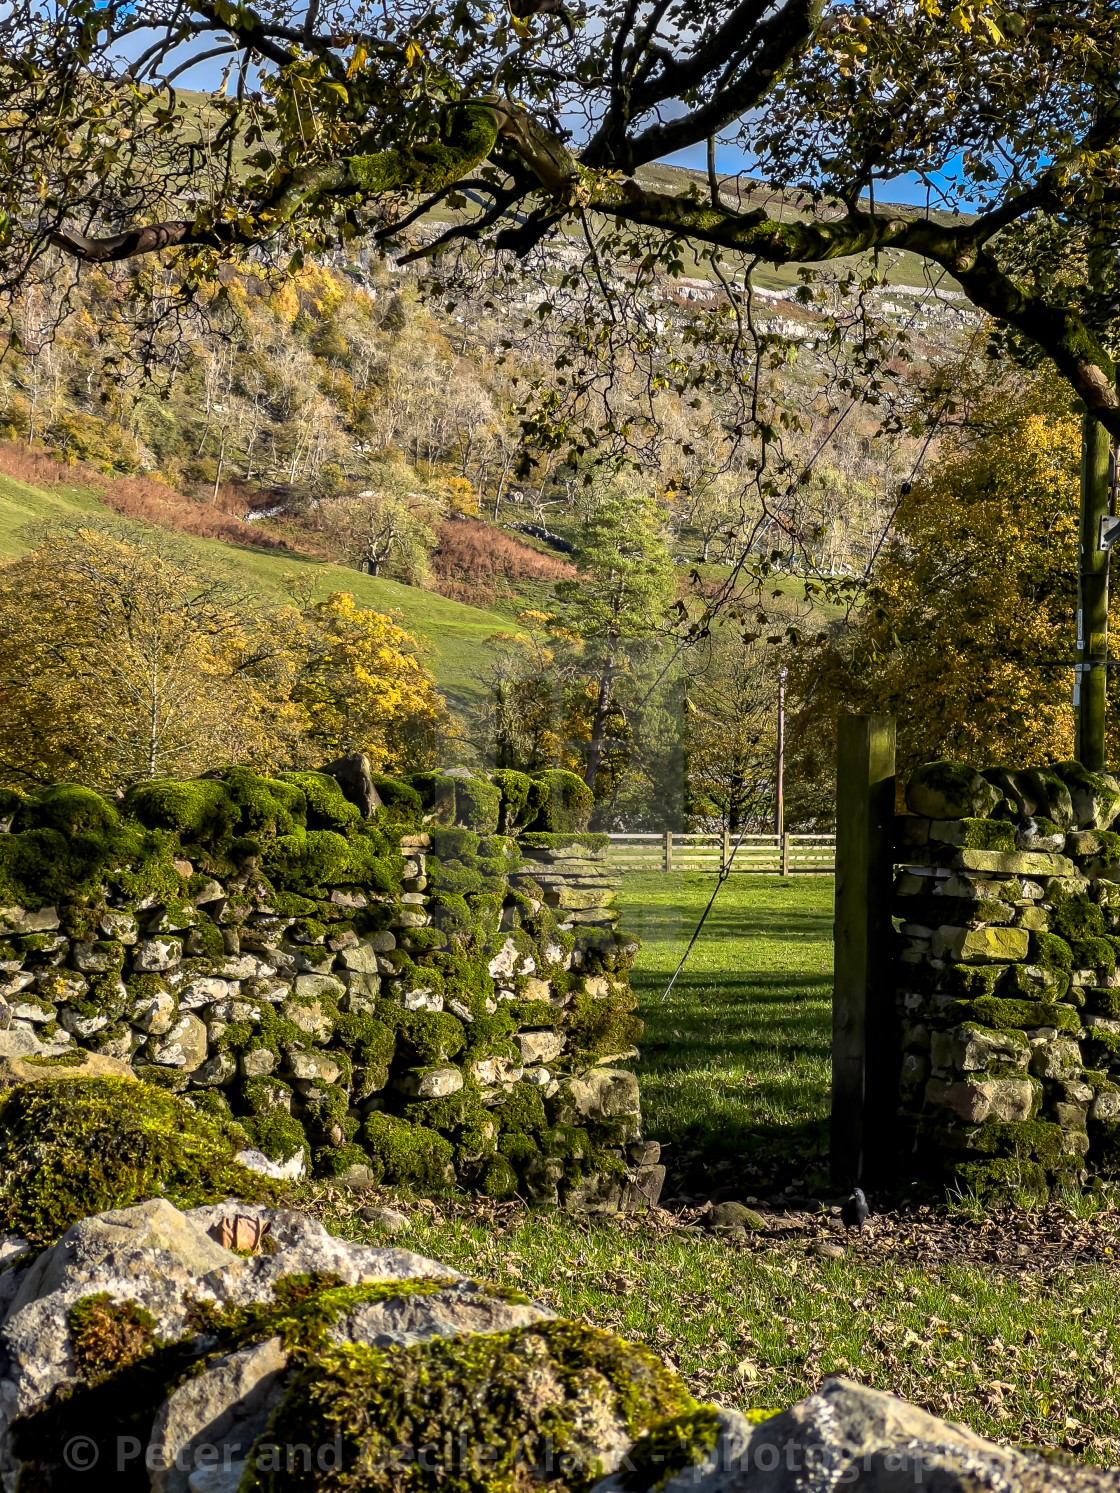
[832,714,897,1190]
[1077,415,1111,770]
[781,832,790,876]
[775,666,787,837]
[722,829,730,874]
[664,829,673,872]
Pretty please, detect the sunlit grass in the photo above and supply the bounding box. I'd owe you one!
[617,872,833,1193]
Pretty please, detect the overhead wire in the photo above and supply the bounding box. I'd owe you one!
[658,263,957,1004]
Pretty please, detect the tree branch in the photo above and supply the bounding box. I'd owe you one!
[588,177,1120,435]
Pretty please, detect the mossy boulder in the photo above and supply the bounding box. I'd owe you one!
[250,1319,696,1493]
[950,1157,1049,1207]
[1052,760,1120,831]
[362,1112,455,1188]
[526,771,595,833]
[0,1076,279,1244]
[906,761,1002,820]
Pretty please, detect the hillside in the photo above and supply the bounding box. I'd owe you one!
[0,466,509,713]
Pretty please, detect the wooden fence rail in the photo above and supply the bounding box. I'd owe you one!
[604,831,835,874]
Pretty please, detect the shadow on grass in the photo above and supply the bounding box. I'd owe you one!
[619,876,834,1194]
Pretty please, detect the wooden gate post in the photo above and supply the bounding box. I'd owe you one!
[831,714,897,1190]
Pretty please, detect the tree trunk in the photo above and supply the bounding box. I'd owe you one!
[584,651,615,794]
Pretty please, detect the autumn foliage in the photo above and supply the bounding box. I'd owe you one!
[789,382,1108,812]
[429,516,573,604]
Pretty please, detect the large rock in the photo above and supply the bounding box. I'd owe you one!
[598,1377,1118,1493]
[0,1198,1117,1493]
[0,1197,562,1493]
[906,761,1002,820]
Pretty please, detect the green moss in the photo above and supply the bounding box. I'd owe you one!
[347,103,500,196]
[1029,931,1074,971]
[566,988,643,1057]
[950,1158,1049,1206]
[398,1010,465,1064]
[186,917,225,962]
[940,963,1009,1000]
[427,859,484,896]
[429,825,481,860]
[515,999,560,1029]
[1086,988,1120,1019]
[0,1076,280,1245]
[524,771,594,834]
[403,1086,485,1132]
[23,1049,85,1069]
[368,774,424,831]
[447,775,501,835]
[492,770,534,834]
[479,1153,519,1197]
[263,829,396,894]
[493,1085,548,1135]
[1070,936,1116,972]
[955,996,1081,1033]
[1049,899,1103,948]
[334,1012,395,1066]
[519,832,610,854]
[316,1142,370,1177]
[121,778,240,844]
[965,1119,1072,1166]
[68,1294,160,1381]
[247,1318,694,1493]
[948,818,1016,851]
[428,891,473,937]
[242,1076,295,1114]
[242,1108,308,1164]
[361,1112,454,1188]
[276,772,361,832]
[617,1406,723,1492]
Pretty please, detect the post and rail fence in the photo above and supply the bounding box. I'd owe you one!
[604,831,835,875]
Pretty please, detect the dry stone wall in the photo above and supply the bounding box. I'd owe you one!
[0,761,662,1213]
[894,758,1120,1201]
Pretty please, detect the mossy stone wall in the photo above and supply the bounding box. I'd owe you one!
[894,758,1120,1203]
[0,763,662,1212]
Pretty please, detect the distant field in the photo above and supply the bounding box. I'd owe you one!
[0,471,508,712]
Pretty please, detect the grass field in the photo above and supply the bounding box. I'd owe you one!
[0,471,508,711]
[619,872,833,1196]
[305,870,1120,1465]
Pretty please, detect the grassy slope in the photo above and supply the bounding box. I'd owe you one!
[305,870,1120,1465]
[0,471,508,712]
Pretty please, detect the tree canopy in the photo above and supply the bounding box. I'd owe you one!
[4,0,1120,436]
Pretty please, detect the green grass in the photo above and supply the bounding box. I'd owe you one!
[0,471,508,712]
[618,872,834,1195]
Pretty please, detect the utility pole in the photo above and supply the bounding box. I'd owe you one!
[1076,81,1116,773]
[775,666,787,837]
[1076,417,1112,770]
